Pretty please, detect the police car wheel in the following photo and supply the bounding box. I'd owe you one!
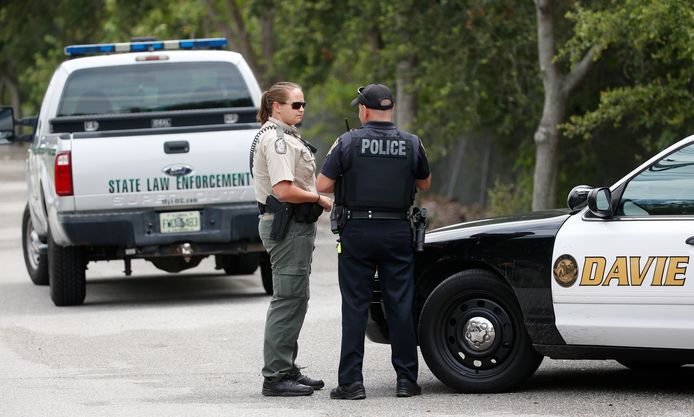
[418,269,543,393]
[22,203,48,286]
[259,252,272,295]
[616,360,685,372]
[48,229,86,306]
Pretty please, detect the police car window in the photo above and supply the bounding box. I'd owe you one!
[617,143,694,216]
[57,62,253,116]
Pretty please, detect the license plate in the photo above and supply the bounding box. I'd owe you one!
[159,211,201,233]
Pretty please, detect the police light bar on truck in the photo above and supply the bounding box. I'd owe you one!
[64,38,228,57]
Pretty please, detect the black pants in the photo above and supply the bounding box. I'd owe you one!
[337,219,418,385]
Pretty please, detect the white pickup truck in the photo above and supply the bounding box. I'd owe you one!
[0,38,271,306]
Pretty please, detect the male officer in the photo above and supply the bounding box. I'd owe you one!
[316,83,432,399]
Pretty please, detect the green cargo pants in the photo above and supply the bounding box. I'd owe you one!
[259,217,317,380]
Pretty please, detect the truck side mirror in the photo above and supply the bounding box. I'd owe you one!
[0,107,16,144]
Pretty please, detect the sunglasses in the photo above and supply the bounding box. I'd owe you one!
[282,101,306,110]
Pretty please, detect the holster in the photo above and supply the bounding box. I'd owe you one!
[410,207,428,252]
[266,195,293,241]
[293,202,323,223]
[330,205,347,234]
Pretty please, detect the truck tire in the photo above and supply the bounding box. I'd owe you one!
[218,254,259,275]
[22,203,48,285]
[418,269,543,393]
[259,252,272,295]
[48,230,86,306]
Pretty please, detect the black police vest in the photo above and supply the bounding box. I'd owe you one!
[340,133,416,211]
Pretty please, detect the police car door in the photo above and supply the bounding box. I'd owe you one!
[552,139,694,350]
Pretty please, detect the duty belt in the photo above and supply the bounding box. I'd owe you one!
[258,202,267,214]
[347,209,409,220]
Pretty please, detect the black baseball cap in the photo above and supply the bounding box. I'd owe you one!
[351,84,395,110]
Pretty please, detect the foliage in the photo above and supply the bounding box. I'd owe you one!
[485,177,532,217]
[562,0,694,146]
[2,0,693,214]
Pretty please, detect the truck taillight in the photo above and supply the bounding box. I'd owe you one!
[55,151,73,196]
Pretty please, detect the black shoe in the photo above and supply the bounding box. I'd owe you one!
[330,382,366,400]
[291,372,325,390]
[262,378,314,397]
[396,378,422,397]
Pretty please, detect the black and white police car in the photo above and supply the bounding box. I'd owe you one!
[367,134,694,393]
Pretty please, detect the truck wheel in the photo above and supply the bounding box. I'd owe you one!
[48,230,86,306]
[218,254,259,275]
[418,269,543,393]
[259,252,272,295]
[22,203,48,285]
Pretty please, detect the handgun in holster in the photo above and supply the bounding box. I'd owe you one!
[411,207,428,252]
[266,195,293,241]
[330,204,347,234]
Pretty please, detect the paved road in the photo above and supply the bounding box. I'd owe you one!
[1,144,693,417]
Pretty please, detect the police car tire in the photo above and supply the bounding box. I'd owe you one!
[259,252,273,295]
[418,269,543,393]
[22,203,48,286]
[616,360,685,372]
[48,229,86,306]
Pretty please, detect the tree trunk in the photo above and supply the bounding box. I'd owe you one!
[446,137,467,200]
[532,0,595,210]
[201,0,264,82]
[225,0,263,79]
[395,57,416,130]
[532,104,563,210]
[479,140,491,206]
[2,75,21,119]
[201,0,235,45]
[260,10,278,84]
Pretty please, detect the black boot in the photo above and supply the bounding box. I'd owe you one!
[330,382,366,400]
[396,378,422,397]
[291,372,325,390]
[262,377,314,397]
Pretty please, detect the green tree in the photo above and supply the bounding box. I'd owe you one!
[0,0,107,117]
[562,0,694,154]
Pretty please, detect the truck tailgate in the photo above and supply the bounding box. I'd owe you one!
[70,128,255,211]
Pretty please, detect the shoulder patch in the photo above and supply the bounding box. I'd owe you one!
[326,137,340,156]
[274,137,287,154]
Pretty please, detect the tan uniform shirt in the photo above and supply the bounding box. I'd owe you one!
[252,117,317,204]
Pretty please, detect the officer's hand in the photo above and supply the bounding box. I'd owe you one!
[317,195,332,212]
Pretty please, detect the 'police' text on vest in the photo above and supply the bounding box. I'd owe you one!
[359,137,409,158]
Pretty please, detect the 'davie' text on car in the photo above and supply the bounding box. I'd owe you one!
[367,134,694,392]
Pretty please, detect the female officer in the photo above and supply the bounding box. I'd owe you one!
[252,82,332,396]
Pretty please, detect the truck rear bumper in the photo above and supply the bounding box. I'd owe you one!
[58,203,262,252]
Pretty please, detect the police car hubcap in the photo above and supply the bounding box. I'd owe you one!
[444,297,515,371]
[463,317,495,351]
